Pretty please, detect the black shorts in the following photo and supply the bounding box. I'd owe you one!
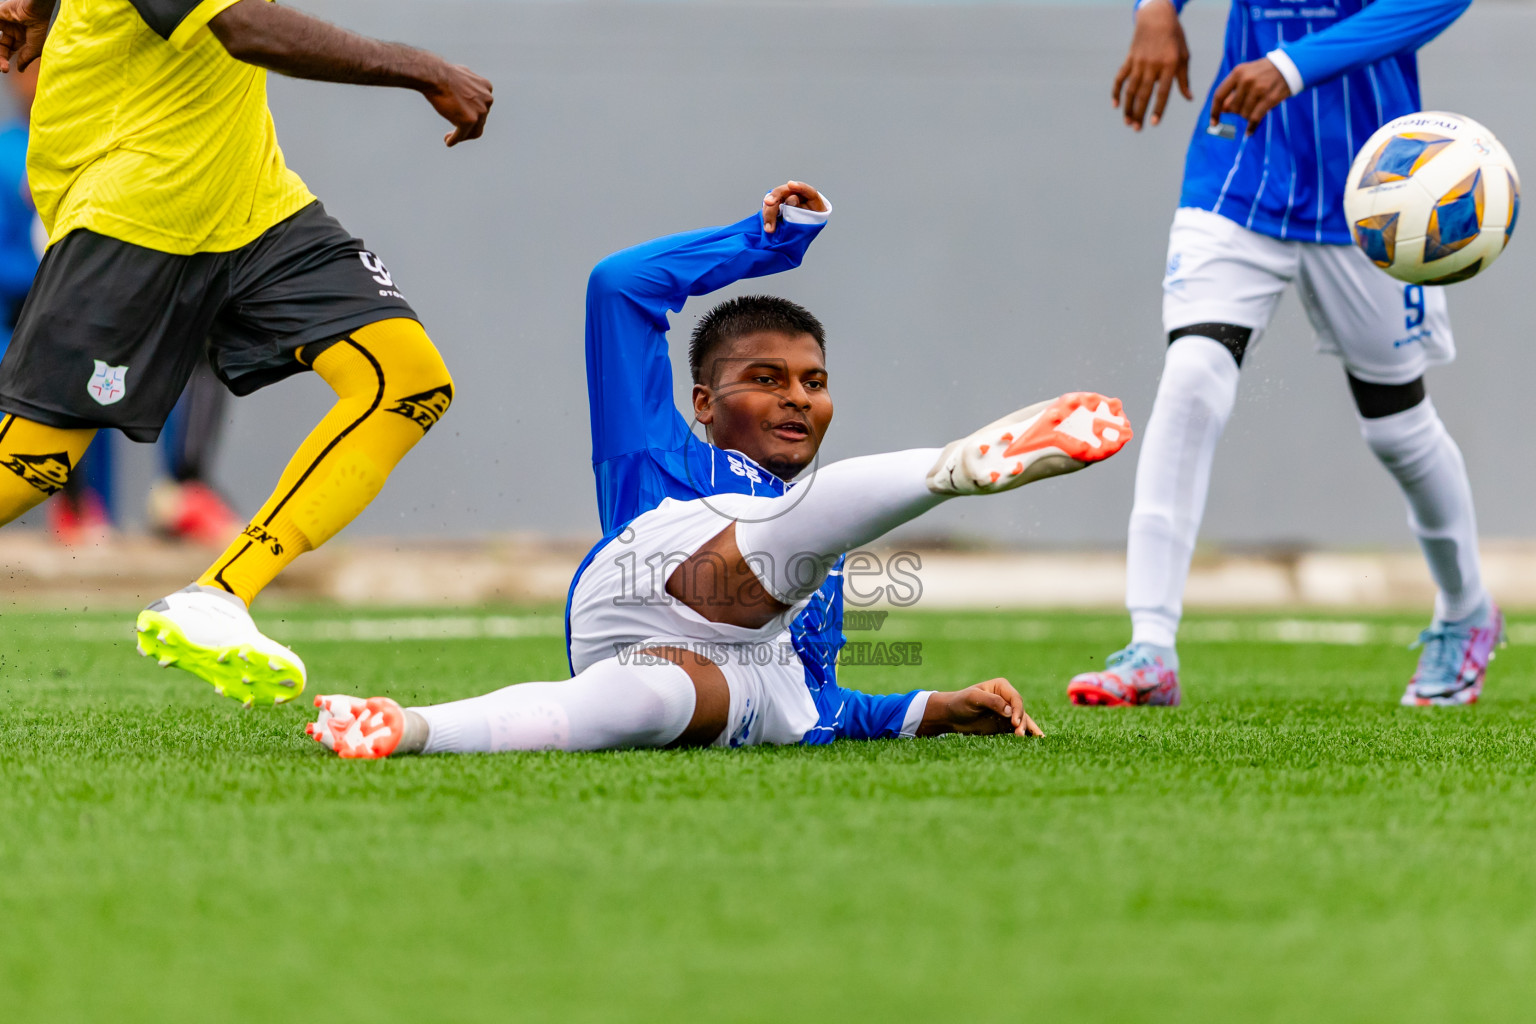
[0,201,418,441]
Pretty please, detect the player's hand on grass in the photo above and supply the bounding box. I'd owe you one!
[424,62,493,147]
[0,0,52,74]
[1113,0,1191,131]
[919,678,1043,738]
[1210,58,1291,137]
[762,181,828,234]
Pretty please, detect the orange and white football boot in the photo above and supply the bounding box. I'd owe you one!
[307,694,406,759]
[927,392,1133,495]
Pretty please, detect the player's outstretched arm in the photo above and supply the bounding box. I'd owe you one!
[588,180,831,309]
[0,0,52,74]
[208,0,492,146]
[919,679,1043,738]
[1113,0,1191,131]
[585,180,830,516]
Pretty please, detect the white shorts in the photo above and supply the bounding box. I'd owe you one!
[569,493,819,747]
[1163,208,1454,385]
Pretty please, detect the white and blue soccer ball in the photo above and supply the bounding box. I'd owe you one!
[1343,111,1519,285]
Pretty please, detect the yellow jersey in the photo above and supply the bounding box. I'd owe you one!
[29,0,315,255]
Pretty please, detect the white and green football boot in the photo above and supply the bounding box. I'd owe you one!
[135,585,306,707]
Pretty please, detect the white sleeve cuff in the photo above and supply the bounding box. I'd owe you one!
[899,691,933,739]
[779,195,833,226]
[1134,0,1174,11]
[1265,48,1304,96]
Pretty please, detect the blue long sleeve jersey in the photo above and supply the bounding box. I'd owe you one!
[0,121,39,346]
[1169,0,1470,245]
[564,210,923,744]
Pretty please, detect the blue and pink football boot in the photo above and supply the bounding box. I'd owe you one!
[1067,643,1181,707]
[1401,602,1505,706]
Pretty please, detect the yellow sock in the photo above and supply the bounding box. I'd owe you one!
[199,318,453,605]
[0,416,97,526]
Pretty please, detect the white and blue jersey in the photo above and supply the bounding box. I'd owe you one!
[1170,0,1470,244]
[565,209,923,744]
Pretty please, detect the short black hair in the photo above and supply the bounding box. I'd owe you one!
[688,295,826,384]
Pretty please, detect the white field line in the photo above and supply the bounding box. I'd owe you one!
[50,615,1534,647]
[64,615,565,643]
[923,618,1534,647]
[278,616,565,642]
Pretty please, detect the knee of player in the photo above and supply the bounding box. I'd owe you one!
[366,321,454,428]
[1167,324,1252,369]
[1348,373,1426,421]
[1156,366,1235,418]
[385,368,453,434]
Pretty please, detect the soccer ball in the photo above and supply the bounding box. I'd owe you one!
[1344,112,1519,285]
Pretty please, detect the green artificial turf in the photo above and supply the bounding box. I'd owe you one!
[3,606,1535,1023]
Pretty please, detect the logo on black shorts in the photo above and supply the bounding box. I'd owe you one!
[359,252,405,300]
[87,360,129,406]
[2,451,72,495]
[387,385,453,432]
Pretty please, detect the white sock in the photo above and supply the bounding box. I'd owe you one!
[1125,336,1240,649]
[411,658,697,753]
[1357,398,1487,623]
[734,448,946,603]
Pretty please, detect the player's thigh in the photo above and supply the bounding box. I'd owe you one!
[635,645,730,748]
[1297,243,1454,385]
[567,493,784,672]
[1163,208,1297,347]
[0,230,221,442]
[208,201,421,398]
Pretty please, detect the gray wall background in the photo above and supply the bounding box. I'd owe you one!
[100,1,1536,549]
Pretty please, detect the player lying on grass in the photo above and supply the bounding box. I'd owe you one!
[307,182,1133,758]
[0,0,490,707]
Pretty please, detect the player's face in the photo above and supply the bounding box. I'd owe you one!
[694,330,832,481]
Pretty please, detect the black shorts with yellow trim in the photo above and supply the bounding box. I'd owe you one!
[0,201,417,442]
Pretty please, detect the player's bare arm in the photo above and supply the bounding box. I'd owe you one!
[0,0,52,74]
[1209,58,1291,136]
[208,0,492,146]
[1113,0,1191,131]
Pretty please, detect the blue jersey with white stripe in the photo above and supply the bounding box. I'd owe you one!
[566,210,922,744]
[1172,0,1470,244]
